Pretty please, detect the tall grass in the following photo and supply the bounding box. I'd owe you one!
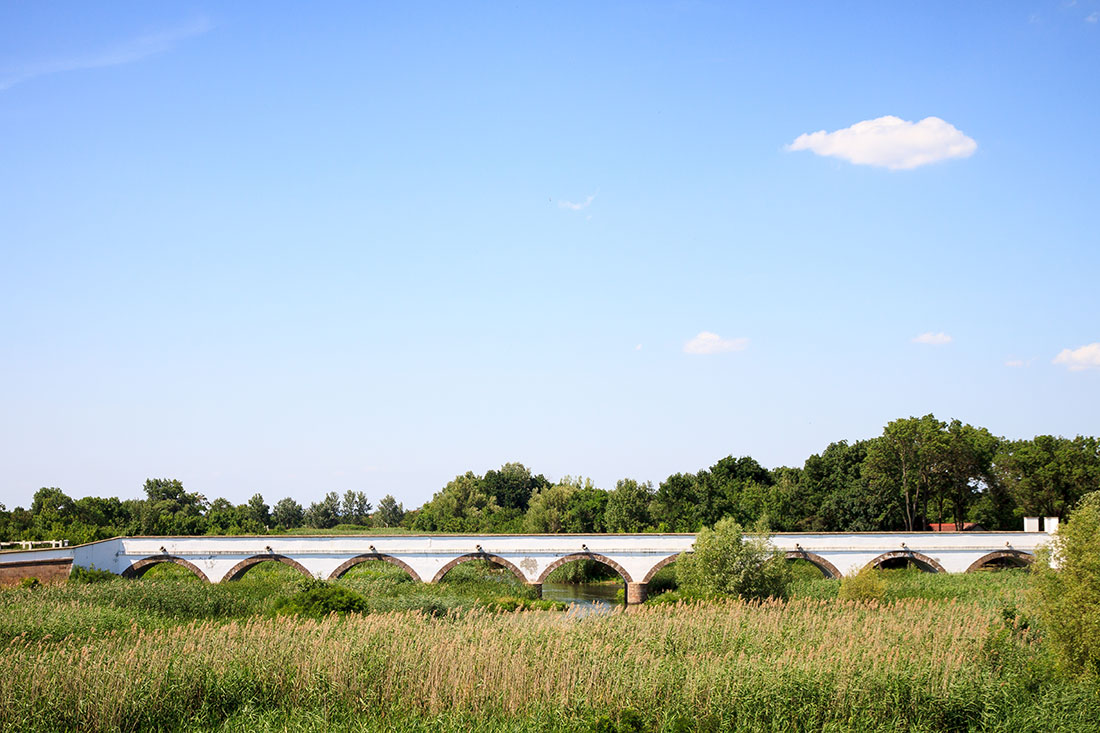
[0,567,1095,731]
[0,559,541,643]
[1,597,1097,732]
[789,568,1031,609]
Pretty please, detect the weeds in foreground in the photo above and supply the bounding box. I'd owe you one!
[1,598,1097,732]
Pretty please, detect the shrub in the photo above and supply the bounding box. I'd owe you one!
[1029,491,1100,676]
[274,579,368,618]
[17,577,41,590]
[69,565,118,584]
[838,567,886,602]
[675,518,791,601]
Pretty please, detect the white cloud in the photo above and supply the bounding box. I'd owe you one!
[634,344,642,351]
[1087,11,1099,22]
[787,116,977,170]
[684,331,749,355]
[559,194,595,211]
[1005,359,1027,368]
[1053,343,1100,371]
[912,332,952,345]
[0,17,212,92]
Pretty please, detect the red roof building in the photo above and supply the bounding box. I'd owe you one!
[927,522,985,532]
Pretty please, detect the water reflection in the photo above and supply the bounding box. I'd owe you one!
[541,582,623,615]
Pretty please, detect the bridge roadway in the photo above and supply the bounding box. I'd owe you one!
[0,527,1055,603]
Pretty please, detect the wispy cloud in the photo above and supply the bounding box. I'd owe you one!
[788,116,977,170]
[559,193,596,211]
[1005,359,1029,368]
[0,17,212,92]
[1053,342,1100,371]
[1087,11,1099,23]
[684,331,749,355]
[912,332,952,345]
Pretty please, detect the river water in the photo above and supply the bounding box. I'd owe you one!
[541,581,624,614]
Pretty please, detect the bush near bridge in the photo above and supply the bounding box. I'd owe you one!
[1029,490,1100,677]
[674,518,791,601]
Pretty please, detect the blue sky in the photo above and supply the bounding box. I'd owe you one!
[2,2,1098,509]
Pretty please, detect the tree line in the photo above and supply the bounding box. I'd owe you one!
[2,414,1098,544]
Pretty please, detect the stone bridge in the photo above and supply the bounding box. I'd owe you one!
[0,523,1057,602]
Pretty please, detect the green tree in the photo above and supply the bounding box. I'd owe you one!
[1029,491,1100,676]
[271,498,304,529]
[995,435,1100,519]
[72,496,128,538]
[562,484,608,533]
[603,479,653,532]
[525,479,583,533]
[341,490,372,525]
[805,440,898,531]
[373,494,405,527]
[864,415,948,531]
[139,478,206,535]
[411,472,501,532]
[31,487,74,519]
[702,455,775,526]
[304,492,342,529]
[676,518,791,600]
[204,498,239,534]
[246,494,270,528]
[651,473,704,531]
[8,506,33,537]
[937,420,999,529]
[28,487,76,540]
[482,462,549,512]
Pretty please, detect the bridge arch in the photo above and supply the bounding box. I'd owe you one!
[785,551,841,579]
[864,550,945,574]
[537,553,634,585]
[222,554,311,582]
[122,555,210,583]
[642,554,682,584]
[966,550,1033,572]
[430,553,528,584]
[328,553,422,582]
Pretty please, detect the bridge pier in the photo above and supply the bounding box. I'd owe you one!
[626,582,647,605]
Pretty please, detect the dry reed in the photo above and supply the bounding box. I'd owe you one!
[2,597,1077,732]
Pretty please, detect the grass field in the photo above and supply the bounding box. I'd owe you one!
[0,565,1097,732]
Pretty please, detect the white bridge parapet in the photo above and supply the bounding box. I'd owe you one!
[0,528,1055,602]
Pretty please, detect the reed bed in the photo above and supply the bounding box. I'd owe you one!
[2,597,1096,732]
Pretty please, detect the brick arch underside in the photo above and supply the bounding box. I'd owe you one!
[536,553,634,585]
[327,554,422,582]
[430,553,529,584]
[865,550,946,574]
[785,551,842,579]
[966,550,1033,572]
[121,555,210,582]
[222,554,311,582]
[641,554,682,584]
